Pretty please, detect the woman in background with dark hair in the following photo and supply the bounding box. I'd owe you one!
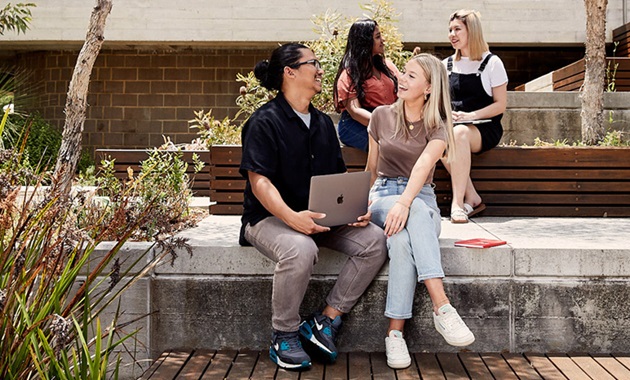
[333,19,400,152]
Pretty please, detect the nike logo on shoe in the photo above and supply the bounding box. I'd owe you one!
[273,343,280,351]
[314,320,324,331]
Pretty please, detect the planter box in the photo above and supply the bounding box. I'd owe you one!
[95,149,211,196]
[209,145,630,217]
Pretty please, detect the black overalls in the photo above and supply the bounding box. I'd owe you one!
[447,54,503,152]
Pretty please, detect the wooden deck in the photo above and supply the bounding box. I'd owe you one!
[140,350,630,379]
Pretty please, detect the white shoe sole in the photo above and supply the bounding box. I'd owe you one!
[387,358,412,369]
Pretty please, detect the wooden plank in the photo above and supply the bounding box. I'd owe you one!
[545,353,590,380]
[140,350,171,380]
[416,353,447,379]
[149,350,192,379]
[467,168,630,181]
[524,353,568,380]
[591,354,630,379]
[210,203,244,215]
[480,353,518,379]
[211,166,242,178]
[612,353,630,371]
[613,22,630,39]
[396,354,421,380]
[501,353,543,380]
[348,352,372,380]
[458,352,493,380]
[274,367,300,380]
[300,360,325,380]
[325,352,349,380]
[552,59,585,82]
[473,181,630,192]
[209,191,244,203]
[210,179,246,190]
[175,349,216,380]
[200,350,237,380]
[249,350,278,379]
[474,147,630,168]
[210,145,242,165]
[478,193,630,205]
[480,205,630,217]
[226,350,259,379]
[371,352,397,380]
[436,353,468,379]
[568,353,615,380]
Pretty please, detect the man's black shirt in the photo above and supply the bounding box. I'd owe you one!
[239,92,346,245]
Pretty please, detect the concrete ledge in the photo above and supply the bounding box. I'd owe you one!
[95,215,630,376]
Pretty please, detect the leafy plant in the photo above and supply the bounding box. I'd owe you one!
[0,2,36,35]
[0,148,192,379]
[188,109,242,147]
[85,149,203,241]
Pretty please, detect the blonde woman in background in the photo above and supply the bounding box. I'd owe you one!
[443,9,508,223]
[366,53,475,369]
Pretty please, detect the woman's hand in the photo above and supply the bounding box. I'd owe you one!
[383,201,410,236]
[452,110,478,122]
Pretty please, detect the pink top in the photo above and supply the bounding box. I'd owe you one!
[336,59,400,111]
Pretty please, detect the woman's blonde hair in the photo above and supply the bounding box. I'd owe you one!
[392,53,456,162]
[450,9,489,61]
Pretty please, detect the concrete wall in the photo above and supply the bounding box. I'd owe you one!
[503,92,630,144]
[2,0,629,48]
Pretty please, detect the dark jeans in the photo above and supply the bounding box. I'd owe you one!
[337,111,368,152]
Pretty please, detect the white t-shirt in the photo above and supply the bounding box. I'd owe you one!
[442,52,508,97]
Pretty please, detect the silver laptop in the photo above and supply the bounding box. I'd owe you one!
[308,171,371,227]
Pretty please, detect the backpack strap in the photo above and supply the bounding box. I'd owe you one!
[447,56,453,75]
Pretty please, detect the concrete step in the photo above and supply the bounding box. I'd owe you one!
[95,215,630,376]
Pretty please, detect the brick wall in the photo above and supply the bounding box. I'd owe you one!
[10,46,584,154]
[16,48,270,152]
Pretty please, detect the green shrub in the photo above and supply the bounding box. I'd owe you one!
[4,113,62,173]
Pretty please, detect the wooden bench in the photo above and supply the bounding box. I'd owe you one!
[552,57,630,91]
[614,21,630,57]
[209,145,630,217]
[95,149,211,196]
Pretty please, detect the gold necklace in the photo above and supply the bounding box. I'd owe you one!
[405,109,423,130]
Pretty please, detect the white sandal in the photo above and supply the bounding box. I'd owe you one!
[450,208,469,224]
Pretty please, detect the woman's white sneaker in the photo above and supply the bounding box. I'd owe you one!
[433,304,475,347]
[385,330,412,369]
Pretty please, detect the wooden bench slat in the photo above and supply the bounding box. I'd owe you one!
[416,352,450,379]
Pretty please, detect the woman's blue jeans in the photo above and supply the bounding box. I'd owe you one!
[337,111,368,152]
[369,177,444,319]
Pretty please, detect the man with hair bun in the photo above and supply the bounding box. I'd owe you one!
[239,43,387,370]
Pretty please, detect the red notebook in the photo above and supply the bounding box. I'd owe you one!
[454,238,507,248]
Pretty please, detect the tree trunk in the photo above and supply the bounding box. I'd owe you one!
[580,0,608,145]
[51,0,113,197]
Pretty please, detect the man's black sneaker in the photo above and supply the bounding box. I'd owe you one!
[269,330,312,370]
[298,312,341,362]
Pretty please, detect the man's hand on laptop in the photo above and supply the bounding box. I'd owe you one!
[285,210,330,235]
[348,209,372,228]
